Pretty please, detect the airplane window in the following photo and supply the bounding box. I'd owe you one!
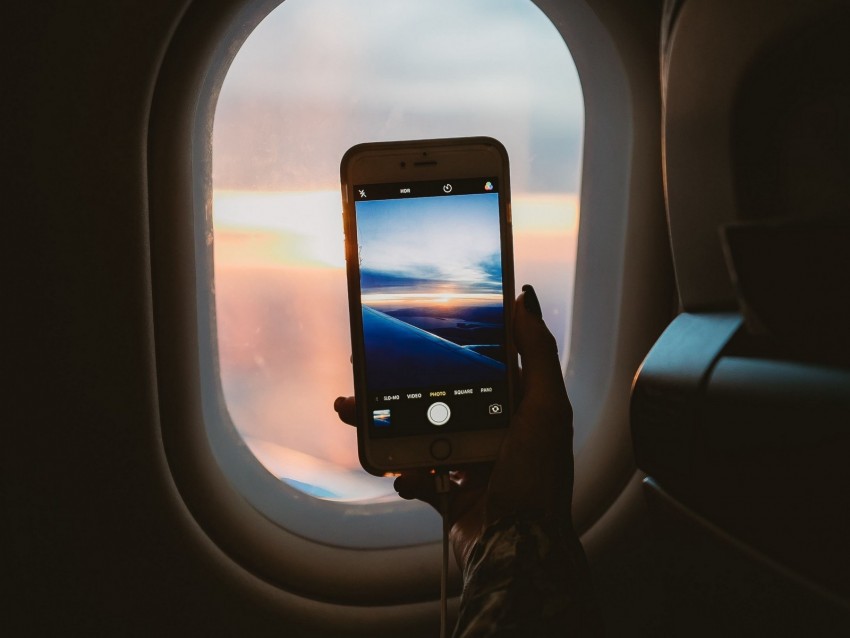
[211,0,584,502]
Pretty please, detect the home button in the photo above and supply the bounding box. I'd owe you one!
[430,438,452,461]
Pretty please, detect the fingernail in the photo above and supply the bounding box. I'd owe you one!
[522,284,543,319]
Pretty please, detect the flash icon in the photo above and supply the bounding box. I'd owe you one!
[358,189,367,198]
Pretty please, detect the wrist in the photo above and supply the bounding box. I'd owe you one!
[453,511,598,637]
[462,510,572,579]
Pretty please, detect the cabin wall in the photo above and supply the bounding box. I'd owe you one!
[4,2,307,634]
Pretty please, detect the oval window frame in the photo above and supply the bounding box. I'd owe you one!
[148,0,646,608]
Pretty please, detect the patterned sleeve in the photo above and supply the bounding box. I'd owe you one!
[452,512,604,638]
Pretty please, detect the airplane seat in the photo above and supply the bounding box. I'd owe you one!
[632,0,850,634]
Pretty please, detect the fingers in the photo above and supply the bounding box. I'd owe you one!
[514,285,571,411]
[394,468,490,536]
[393,468,487,505]
[333,396,357,426]
[394,471,441,510]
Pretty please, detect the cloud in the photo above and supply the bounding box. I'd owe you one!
[213,0,584,192]
[356,193,503,292]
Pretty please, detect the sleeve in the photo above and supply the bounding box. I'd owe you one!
[452,512,604,638]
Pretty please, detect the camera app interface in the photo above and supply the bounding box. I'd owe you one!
[354,178,510,437]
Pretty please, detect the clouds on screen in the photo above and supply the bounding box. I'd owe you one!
[356,193,502,290]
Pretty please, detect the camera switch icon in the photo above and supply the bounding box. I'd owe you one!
[488,403,503,415]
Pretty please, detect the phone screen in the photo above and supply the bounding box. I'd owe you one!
[352,176,512,438]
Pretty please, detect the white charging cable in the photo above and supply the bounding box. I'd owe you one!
[434,470,452,638]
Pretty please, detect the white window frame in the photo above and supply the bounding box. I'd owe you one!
[148,0,662,618]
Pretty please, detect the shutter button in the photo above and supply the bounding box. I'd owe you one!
[427,401,451,426]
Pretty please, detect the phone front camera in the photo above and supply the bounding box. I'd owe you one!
[400,161,406,168]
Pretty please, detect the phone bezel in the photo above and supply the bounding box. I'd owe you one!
[341,137,517,475]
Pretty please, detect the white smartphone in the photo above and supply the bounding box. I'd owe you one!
[341,137,517,475]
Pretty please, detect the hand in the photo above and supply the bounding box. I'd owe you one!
[333,285,575,569]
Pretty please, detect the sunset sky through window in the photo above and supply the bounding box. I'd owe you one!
[211,0,583,500]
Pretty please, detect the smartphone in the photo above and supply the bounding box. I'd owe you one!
[340,137,517,475]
